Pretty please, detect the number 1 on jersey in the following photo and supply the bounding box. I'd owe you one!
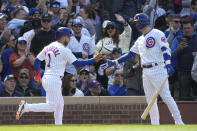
[47,54,51,67]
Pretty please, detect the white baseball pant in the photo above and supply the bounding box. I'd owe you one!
[23,75,64,125]
[142,64,183,125]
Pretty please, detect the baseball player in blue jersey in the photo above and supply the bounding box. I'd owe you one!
[16,27,102,125]
[105,13,184,125]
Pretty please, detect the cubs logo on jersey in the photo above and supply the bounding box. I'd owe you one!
[83,43,89,52]
[146,37,155,48]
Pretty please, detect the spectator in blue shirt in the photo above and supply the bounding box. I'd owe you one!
[0,32,16,81]
[108,69,127,96]
[171,18,197,100]
[164,14,183,46]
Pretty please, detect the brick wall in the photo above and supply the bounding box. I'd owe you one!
[0,97,150,125]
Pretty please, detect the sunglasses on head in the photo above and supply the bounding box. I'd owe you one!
[52,4,60,8]
[42,19,51,23]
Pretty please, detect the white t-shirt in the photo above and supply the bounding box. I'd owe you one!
[37,41,77,76]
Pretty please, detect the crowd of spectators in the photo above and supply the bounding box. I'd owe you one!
[0,0,196,101]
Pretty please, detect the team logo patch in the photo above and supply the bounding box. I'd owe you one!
[83,43,89,51]
[161,37,167,43]
[146,37,155,48]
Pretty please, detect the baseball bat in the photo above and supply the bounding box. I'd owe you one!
[141,76,169,120]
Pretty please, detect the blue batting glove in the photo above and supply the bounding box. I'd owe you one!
[100,60,116,69]
[165,64,174,76]
[107,60,116,67]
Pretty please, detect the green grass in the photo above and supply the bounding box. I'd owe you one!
[0,124,197,131]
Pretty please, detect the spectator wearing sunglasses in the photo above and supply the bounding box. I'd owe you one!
[15,68,41,96]
[0,32,16,81]
[49,1,61,26]
[108,69,127,96]
[9,37,35,81]
[30,13,56,70]
[62,74,84,96]
[164,14,183,47]
[65,18,95,77]
[96,14,131,56]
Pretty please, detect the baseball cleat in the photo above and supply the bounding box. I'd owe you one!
[16,100,25,120]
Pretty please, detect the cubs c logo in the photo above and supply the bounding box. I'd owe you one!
[83,43,89,51]
[161,37,167,43]
[146,37,155,48]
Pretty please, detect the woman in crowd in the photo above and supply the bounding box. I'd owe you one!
[96,14,131,56]
[62,74,84,96]
[9,37,35,82]
[0,32,16,81]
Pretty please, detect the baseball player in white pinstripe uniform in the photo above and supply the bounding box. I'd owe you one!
[105,13,184,125]
[16,27,102,125]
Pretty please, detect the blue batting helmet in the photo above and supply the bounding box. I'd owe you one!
[56,27,73,40]
[134,13,150,29]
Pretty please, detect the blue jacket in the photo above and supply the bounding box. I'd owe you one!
[1,48,14,81]
[164,29,183,38]
[171,33,197,71]
[108,84,127,96]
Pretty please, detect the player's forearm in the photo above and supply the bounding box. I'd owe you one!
[117,51,136,64]
[72,58,95,67]
[34,58,41,71]
[161,46,171,64]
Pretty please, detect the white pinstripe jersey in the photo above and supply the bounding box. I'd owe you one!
[130,29,170,65]
[37,41,77,76]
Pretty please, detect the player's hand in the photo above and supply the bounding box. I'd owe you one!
[165,64,174,76]
[94,53,102,62]
[100,60,116,69]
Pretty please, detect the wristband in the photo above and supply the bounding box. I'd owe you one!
[165,60,171,65]
[115,60,119,66]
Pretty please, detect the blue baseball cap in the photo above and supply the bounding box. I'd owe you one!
[3,6,16,15]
